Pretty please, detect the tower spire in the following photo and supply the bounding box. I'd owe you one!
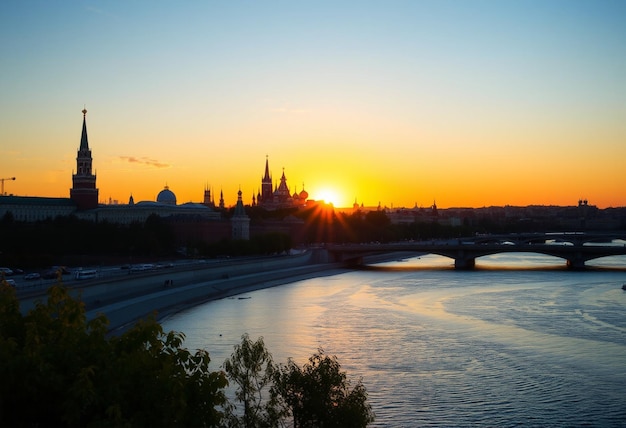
[263,155,271,180]
[80,107,89,150]
[261,155,273,204]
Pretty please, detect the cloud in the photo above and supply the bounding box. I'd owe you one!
[118,156,170,169]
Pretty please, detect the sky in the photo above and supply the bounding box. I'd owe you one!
[1,1,625,209]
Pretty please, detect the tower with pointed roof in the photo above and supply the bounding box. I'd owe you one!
[219,189,225,209]
[203,185,214,208]
[231,189,250,240]
[261,155,273,204]
[274,168,291,203]
[70,108,99,210]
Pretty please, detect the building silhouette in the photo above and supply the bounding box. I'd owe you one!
[231,189,250,240]
[0,109,253,237]
[256,157,309,210]
[69,108,99,210]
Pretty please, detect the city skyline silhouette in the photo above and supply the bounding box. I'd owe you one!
[1,1,624,208]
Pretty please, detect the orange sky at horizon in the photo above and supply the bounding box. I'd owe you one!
[3,106,623,210]
[1,2,624,209]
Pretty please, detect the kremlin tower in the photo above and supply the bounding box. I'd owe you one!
[70,108,99,210]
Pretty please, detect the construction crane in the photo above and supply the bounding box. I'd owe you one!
[1,177,15,195]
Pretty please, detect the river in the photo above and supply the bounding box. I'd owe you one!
[161,253,626,427]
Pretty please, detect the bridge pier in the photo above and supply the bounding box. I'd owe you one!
[566,257,586,270]
[345,256,364,267]
[454,258,475,270]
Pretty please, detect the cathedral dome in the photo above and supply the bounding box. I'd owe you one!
[299,189,309,200]
[156,185,177,205]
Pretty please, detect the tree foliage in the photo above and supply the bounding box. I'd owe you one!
[0,280,227,427]
[223,334,285,427]
[274,349,375,428]
[1,278,374,427]
[223,340,375,428]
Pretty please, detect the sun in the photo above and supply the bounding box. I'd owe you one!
[316,188,342,207]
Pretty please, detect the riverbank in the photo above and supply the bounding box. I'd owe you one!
[98,251,414,334]
[156,266,350,324]
[15,250,415,334]
[103,262,349,334]
[71,253,334,334]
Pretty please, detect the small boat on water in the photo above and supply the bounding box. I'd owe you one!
[622,284,626,291]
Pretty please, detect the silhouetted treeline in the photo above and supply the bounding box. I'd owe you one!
[0,213,176,269]
[3,206,623,269]
[186,232,293,258]
[0,212,294,269]
[289,208,473,244]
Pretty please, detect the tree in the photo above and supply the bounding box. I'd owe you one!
[1,277,375,427]
[0,280,228,427]
[274,349,375,428]
[223,334,286,427]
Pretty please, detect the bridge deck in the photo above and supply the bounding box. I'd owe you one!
[326,234,626,270]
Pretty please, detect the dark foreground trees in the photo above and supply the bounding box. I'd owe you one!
[223,334,285,427]
[223,334,374,428]
[0,281,227,427]
[274,351,374,428]
[0,280,374,427]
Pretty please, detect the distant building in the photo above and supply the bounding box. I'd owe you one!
[256,156,310,210]
[0,109,220,225]
[203,186,215,208]
[0,196,76,222]
[231,189,250,240]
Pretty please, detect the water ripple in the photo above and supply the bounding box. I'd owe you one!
[162,256,626,427]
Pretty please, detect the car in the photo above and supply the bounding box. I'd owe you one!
[0,267,14,276]
[23,273,41,280]
[129,264,155,272]
[3,279,16,287]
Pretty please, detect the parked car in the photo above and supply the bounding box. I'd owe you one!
[0,267,14,276]
[23,273,41,280]
[3,279,16,287]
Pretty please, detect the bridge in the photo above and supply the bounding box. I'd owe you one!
[325,232,626,270]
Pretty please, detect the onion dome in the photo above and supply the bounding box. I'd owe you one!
[156,185,177,205]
